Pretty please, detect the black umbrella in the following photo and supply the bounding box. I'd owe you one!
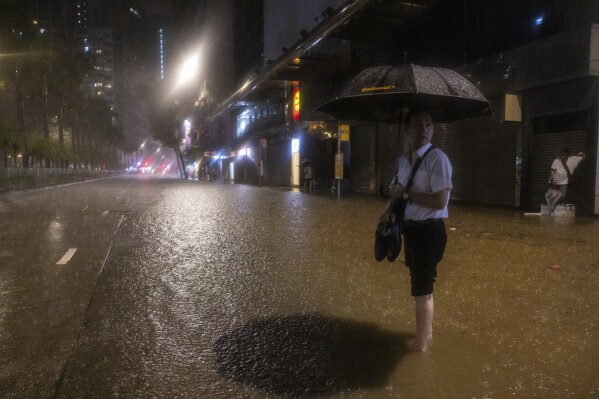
[316,64,492,123]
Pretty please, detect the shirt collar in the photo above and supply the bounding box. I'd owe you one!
[414,143,432,159]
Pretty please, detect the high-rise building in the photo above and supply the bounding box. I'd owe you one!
[79,29,115,107]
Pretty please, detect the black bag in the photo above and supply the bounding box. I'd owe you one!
[391,198,408,231]
[374,147,434,262]
[374,220,401,262]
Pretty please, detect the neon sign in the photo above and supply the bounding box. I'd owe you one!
[293,87,300,121]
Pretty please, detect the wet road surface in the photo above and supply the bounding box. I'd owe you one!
[0,174,597,398]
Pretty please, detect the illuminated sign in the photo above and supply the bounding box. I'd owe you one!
[293,87,300,121]
[340,124,350,141]
[335,152,344,179]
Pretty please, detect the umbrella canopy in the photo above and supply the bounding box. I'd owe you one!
[316,64,492,123]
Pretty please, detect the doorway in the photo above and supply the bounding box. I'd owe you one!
[291,138,300,187]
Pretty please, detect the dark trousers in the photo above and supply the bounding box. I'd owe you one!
[403,219,447,296]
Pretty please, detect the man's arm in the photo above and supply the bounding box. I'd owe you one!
[379,183,406,223]
[409,188,450,210]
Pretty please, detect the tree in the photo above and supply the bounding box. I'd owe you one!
[0,119,20,166]
[0,0,38,167]
[46,49,89,149]
[149,101,187,178]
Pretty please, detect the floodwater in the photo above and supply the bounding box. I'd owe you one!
[1,175,598,398]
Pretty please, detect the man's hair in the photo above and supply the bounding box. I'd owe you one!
[404,107,433,126]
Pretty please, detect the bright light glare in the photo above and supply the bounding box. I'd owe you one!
[535,16,544,26]
[291,139,300,154]
[177,52,199,87]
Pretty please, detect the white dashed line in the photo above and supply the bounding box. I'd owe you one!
[56,248,77,265]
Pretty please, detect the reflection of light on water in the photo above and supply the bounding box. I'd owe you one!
[47,220,63,241]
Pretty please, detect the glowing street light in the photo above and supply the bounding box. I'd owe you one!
[176,52,200,88]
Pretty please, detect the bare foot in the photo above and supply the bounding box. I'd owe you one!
[408,335,432,353]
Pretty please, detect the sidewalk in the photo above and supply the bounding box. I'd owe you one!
[0,167,120,191]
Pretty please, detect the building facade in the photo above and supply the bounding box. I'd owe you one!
[190,0,599,215]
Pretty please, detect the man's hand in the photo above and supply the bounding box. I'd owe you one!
[379,208,395,224]
[388,183,405,199]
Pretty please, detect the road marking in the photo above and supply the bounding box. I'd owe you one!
[102,210,109,216]
[57,248,77,265]
[82,205,88,212]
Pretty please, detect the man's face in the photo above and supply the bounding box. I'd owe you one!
[408,111,434,151]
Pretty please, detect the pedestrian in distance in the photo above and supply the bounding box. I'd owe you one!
[545,148,586,213]
[303,162,315,192]
[379,107,453,353]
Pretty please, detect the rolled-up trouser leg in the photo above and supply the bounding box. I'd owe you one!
[549,189,563,212]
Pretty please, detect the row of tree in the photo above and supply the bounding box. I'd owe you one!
[0,0,133,169]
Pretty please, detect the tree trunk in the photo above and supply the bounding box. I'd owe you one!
[175,146,188,179]
[58,105,64,145]
[15,60,29,169]
[42,70,50,168]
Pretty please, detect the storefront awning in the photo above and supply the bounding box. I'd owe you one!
[209,0,440,119]
[209,0,373,118]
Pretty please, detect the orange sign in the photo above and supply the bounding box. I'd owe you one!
[293,87,300,121]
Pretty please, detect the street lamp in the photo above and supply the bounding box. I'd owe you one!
[171,48,205,180]
[136,140,147,168]
[176,51,200,88]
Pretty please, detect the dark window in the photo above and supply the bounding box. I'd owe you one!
[533,111,588,134]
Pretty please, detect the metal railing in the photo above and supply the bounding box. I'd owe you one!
[0,167,119,191]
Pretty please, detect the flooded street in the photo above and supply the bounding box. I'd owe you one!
[1,175,597,398]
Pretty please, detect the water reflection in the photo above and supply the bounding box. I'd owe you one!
[15,176,596,398]
[47,219,64,241]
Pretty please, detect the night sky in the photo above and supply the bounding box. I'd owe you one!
[138,0,173,16]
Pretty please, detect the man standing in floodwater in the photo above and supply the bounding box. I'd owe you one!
[379,108,453,353]
[546,148,586,212]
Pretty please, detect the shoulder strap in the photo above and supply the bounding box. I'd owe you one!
[559,158,572,180]
[405,146,435,190]
[393,146,435,187]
